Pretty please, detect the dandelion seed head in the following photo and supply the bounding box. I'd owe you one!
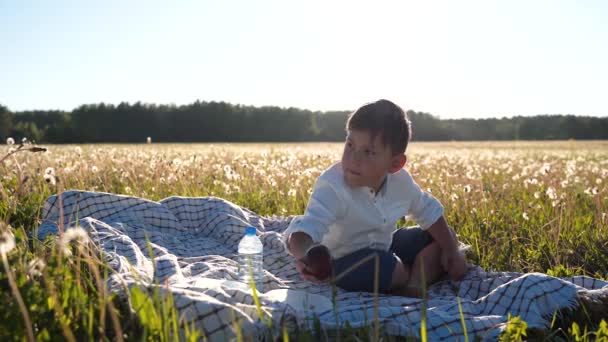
[58,227,89,255]
[0,231,16,255]
[6,137,14,145]
[546,187,557,200]
[43,173,56,186]
[27,258,46,278]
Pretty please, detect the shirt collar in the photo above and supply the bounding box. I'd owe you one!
[365,174,389,198]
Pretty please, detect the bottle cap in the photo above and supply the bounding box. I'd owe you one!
[245,227,256,235]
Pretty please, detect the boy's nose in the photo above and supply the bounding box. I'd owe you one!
[352,150,365,161]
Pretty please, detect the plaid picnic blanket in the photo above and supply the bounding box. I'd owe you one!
[37,191,608,341]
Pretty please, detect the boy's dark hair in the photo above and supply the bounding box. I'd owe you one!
[346,99,411,155]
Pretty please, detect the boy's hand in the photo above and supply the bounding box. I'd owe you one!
[441,249,467,281]
[427,216,468,280]
[288,232,314,259]
[288,232,326,283]
[288,232,332,283]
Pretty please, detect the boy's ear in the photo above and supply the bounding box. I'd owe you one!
[389,154,406,173]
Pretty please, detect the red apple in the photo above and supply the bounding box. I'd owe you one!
[301,244,333,281]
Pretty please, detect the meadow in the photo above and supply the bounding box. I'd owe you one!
[1,140,607,341]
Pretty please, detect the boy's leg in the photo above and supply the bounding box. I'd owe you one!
[388,260,410,295]
[403,241,443,297]
[390,226,445,297]
[332,248,399,293]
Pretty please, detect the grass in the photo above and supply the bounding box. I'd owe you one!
[0,140,607,341]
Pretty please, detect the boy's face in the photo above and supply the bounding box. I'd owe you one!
[341,129,405,190]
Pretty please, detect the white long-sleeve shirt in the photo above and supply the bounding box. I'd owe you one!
[282,161,444,259]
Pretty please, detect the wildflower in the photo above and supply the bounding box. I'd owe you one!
[534,191,541,199]
[288,188,297,197]
[6,137,14,145]
[540,163,551,175]
[21,137,28,144]
[167,173,177,183]
[124,186,132,194]
[74,146,82,155]
[27,258,46,278]
[464,185,472,193]
[43,173,56,186]
[561,180,569,188]
[0,230,16,255]
[522,212,529,221]
[45,167,55,176]
[584,187,599,196]
[451,193,459,201]
[58,227,89,256]
[546,187,557,200]
[91,166,99,173]
[597,178,603,185]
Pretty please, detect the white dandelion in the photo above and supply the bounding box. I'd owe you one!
[58,227,90,256]
[43,173,56,186]
[0,231,16,255]
[6,137,15,145]
[27,258,46,278]
[546,187,557,200]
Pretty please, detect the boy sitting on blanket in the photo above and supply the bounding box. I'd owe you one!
[282,99,467,297]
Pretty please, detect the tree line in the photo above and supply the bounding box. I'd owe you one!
[1,101,607,143]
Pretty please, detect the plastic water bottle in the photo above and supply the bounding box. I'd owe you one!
[237,226,264,292]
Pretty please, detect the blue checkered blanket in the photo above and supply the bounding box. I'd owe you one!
[37,191,608,341]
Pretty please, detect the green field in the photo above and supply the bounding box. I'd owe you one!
[1,141,607,341]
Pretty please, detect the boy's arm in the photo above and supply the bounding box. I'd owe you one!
[283,177,345,260]
[426,216,467,280]
[403,172,466,279]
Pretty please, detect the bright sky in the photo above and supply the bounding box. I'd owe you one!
[1,0,607,118]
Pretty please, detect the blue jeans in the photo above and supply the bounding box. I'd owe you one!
[331,226,433,293]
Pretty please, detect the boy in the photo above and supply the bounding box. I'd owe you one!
[281,99,467,297]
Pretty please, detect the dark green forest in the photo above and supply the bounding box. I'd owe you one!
[1,101,607,143]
